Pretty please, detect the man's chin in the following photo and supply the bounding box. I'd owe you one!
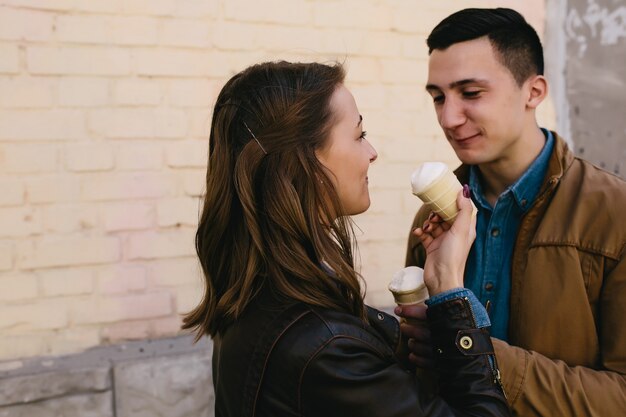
[452,149,485,166]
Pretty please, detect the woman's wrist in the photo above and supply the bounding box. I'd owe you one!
[425,273,463,296]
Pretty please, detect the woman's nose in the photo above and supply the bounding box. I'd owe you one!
[368,141,378,163]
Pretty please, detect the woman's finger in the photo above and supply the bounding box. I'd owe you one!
[428,223,446,239]
[413,227,434,249]
[428,212,451,231]
[451,190,474,235]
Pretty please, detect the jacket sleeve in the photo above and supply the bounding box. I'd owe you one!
[493,253,626,417]
[299,298,510,417]
[405,206,430,268]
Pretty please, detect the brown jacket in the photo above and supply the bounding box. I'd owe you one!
[406,133,626,416]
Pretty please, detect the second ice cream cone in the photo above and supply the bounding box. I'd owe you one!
[390,285,430,306]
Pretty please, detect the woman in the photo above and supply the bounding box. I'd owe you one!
[183,61,509,416]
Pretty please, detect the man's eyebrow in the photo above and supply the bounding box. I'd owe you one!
[357,114,363,127]
[450,78,488,88]
[426,78,489,91]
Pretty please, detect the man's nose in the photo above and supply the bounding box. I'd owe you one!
[439,98,466,130]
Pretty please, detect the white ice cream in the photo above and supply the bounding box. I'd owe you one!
[389,266,425,292]
[411,162,448,194]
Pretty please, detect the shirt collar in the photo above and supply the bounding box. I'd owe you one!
[469,129,555,212]
[469,168,491,211]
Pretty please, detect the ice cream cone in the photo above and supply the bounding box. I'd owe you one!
[413,167,462,222]
[388,266,429,307]
[389,285,430,306]
[411,162,477,223]
[389,266,437,395]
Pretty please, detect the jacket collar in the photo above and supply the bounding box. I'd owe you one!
[542,131,574,190]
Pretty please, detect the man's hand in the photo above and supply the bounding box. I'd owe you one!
[395,303,434,368]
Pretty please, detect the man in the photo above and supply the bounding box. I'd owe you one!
[400,8,626,416]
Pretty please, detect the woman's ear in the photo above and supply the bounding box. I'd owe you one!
[526,75,548,109]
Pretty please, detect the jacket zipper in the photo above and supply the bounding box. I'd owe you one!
[463,297,508,400]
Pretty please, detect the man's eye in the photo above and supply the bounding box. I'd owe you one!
[463,91,481,98]
[432,95,444,104]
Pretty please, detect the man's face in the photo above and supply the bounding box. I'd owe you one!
[426,37,529,166]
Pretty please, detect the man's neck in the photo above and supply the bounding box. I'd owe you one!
[478,127,546,206]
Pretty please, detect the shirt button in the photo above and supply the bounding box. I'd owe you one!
[491,228,500,237]
[485,282,494,291]
[521,199,527,207]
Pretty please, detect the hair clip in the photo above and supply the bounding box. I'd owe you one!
[243,122,267,155]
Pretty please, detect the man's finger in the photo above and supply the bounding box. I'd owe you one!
[408,338,433,357]
[396,304,428,320]
[400,322,431,341]
[409,353,435,369]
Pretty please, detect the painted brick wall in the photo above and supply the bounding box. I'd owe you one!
[0,0,553,361]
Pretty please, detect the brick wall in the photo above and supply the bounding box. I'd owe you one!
[0,0,553,361]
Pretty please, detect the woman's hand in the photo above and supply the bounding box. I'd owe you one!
[412,188,476,295]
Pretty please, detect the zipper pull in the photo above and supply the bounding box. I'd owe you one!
[493,367,508,400]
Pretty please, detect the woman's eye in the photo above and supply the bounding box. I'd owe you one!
[359,130,368,141]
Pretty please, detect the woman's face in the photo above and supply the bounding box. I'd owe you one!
[316,85,378,216]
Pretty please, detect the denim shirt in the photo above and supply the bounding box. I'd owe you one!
[465,129,554,340]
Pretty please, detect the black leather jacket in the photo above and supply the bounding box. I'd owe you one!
[213,294,509,417]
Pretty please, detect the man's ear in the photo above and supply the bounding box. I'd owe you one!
[526,75,548,109]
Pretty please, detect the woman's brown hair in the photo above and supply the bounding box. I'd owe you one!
[183,61,366,338]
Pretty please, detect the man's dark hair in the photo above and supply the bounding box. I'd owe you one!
[427,8,544,86]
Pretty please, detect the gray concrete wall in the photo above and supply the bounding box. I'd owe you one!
[547,0,626,176]
[0,336,214,417]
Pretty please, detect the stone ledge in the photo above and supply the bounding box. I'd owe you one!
[0,392,113,417]
[0,335,214,416]
[0,334,212,380]
[0,367,110,407]
[115,352,213,417]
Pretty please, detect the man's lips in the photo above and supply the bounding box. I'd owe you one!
[452,133,481,142]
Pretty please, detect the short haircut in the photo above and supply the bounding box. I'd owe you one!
[427,8,544,86]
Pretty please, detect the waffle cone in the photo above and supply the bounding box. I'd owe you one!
[414,169,462,222]
[389,284,429,305]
